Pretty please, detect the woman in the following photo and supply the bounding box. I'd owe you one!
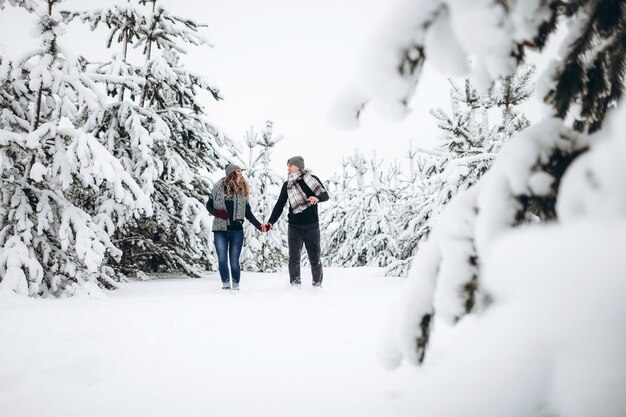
[207,163,264,290]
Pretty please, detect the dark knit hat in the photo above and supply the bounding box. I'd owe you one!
[225,163,243,177]
[287,156,305,170]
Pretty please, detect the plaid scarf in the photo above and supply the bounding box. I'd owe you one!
[211,178,247,231]
[287,169,326,214]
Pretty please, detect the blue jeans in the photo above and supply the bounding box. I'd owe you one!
[213,230,244,285]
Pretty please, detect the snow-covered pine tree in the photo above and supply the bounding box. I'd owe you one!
[382,143,436,276]
[77,0,234,277]
[325,156,351,200]
[385,65,533,277]
[65,2,161,279]
[0,0,151,297]
[360,152,401,267]
[320,157,350,264]
[321,151,367,267]
[320,150,399,267]
[363,0,626,382]
[240,121,288,272]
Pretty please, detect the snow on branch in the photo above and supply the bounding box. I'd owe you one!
[61,127,152,215]
[0,0,37,12]
[347,0,560,124]
[0,236,43,296]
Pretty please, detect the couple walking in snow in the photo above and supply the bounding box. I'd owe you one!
[206,156,329,290]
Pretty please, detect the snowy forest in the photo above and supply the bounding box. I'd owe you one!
[1,1,625,417]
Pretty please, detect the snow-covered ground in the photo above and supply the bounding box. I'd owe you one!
[0,267,417,417]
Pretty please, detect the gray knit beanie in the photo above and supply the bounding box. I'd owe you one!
[225,163,243,177]
[287,156,305,170]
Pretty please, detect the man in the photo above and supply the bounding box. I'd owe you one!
[266,156,329,287]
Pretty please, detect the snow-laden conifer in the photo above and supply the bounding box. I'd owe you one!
[321,150,399,268]
[386,65,533,277]
[77,0,234,276]
[321,151,366,267]
[240,121,288,272]
[366,5,626,414]
[320,158,350,264]
[362,154,402,267]
[0,1,151,296]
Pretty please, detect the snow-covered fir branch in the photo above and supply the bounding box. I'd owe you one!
[368,2,626,415]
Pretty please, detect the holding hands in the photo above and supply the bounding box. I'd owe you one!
[254,223,272,233]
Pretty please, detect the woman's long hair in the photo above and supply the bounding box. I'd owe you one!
[226,172,250,198]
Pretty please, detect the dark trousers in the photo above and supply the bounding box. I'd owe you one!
[213,230,244,284]
[288,223,323,285]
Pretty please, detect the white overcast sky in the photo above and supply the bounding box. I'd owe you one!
[0,0,455,180]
